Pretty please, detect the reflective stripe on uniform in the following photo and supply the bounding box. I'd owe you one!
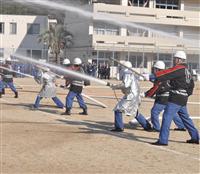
[157,92,169,97]
[72,80,84,86]
[171,90,188,96]
[4,75,13,78]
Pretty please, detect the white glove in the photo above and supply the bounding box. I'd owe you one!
[110,84,117,90]
[140,92,145,98]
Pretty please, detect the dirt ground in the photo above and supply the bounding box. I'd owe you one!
[0,78,200,174]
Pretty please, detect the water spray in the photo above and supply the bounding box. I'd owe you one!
[0,66,34,78]
[13,53,108,86]
[13,0,198,46]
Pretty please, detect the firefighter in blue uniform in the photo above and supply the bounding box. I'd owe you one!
[135,60,186,132]
[151,51,199,145]
[0,58,5,98]
[0,58,18,98]
[62,57,89,115]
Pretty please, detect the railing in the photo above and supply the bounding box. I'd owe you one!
[93,3,200,27]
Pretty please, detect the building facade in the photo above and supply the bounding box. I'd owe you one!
[0,14,49,60]
[65,0,200,74]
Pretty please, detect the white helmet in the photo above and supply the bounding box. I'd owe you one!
[63,58,70,65]
[42,67,50,72]
[0,58,5,64]
[124,61,132,68]
[88,59,92,64]
[73,57,82,65]
[6,57,12,62]
[174,51,186,60]
[154,61,165,70]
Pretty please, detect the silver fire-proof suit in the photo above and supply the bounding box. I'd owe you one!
[35,70,57,98]
[113,69,140,116]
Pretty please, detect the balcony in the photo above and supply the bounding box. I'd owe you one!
[93,3,200,27]
[92,34,200,53]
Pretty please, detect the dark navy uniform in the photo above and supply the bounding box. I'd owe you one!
[135,80,185,131]
[0,65,18,98]
[154,63,199,145]
[64,67,89,115]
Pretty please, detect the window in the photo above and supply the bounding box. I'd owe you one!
[27,23,40,34]
[94,22,119,36]
[154,53,173,68]
[0,48,4,57]
[128,53,147,68]
[127,28,148,37]
[156,0,179,10]
[27,50,42,59]
[129,0,149,7]
[10,23,17,34]
[0,23,5,34]
[94,28,119,35]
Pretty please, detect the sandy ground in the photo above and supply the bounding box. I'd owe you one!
[0,78,200,174]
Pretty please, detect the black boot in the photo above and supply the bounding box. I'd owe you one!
[144,121,152,131]
[14,92,18,98]
[79,108,88,115]
[0,92,2,98]
[61,108,71,115]
[2,88,5,95]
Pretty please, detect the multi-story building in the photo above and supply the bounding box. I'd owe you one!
[65,0,200,73]
[0,14,49,60]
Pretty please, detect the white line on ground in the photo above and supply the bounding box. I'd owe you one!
[88,95,200,105]
[0,98,199,162]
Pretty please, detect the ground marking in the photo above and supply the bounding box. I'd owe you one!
[1,98,199,162]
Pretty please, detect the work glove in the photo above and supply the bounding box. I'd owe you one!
[106,82,111,86]
[140,92,145,98]
[106,82,115,89]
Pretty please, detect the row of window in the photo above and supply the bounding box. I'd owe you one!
[93,51,199,70]
[94,28,119,35]
[129,0,179,9]
[93,27,149,37]
[0,48,44,60]
[0,22,40,35]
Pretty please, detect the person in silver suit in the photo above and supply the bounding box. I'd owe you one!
[109,61,140,132]
[32,66,64,110]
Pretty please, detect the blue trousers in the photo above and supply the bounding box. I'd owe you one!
[158,102,199,144]
[66,91,87,110]
[0,81,17,93]
[0,80,4,92]
[136,103,185,131]
[34,96,64,108]
[114,110,124,129]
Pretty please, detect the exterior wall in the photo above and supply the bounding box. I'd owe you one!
[64,0,200,74]
[184,0,200,11]
[0,14,48,59]
[64,6,92,61]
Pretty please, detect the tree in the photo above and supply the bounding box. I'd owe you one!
[38,24,73,64]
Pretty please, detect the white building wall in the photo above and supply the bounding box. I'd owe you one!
[64,0,200,74]
[0,14,48,59]
[184,0,200,11]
